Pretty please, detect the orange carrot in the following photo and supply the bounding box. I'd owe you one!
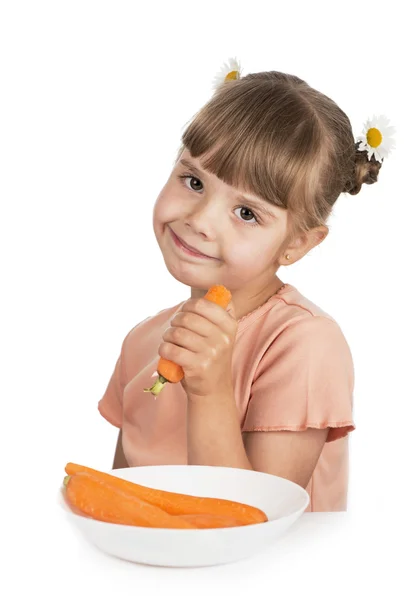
[180,514,246,528]
[63,473,196,529]
[65,463,268,526]
[143,284,232,397]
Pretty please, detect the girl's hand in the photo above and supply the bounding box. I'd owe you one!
[158,297,237,398]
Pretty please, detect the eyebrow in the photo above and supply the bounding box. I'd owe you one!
[179,158,277,220]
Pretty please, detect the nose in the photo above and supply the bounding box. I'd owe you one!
[184,197,221,239]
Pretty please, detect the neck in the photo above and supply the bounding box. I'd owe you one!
[190,277,285,322]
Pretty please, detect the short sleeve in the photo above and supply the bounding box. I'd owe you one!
[97,316,153,428]
[242,316,355,443]
[97,345,126,429]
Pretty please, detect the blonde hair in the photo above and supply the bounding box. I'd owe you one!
[174,70,381,248]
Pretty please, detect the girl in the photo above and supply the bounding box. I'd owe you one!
[98,58,394,511]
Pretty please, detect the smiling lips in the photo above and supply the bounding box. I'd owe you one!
[170,227,216,259]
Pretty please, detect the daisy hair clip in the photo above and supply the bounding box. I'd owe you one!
[212,57,396,165]
[355,114,396,163]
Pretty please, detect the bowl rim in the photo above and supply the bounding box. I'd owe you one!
[108,464,310,492]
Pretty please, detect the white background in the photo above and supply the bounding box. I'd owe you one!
[1,0,411,598]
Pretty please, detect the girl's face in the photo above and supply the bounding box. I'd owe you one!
[152,149,290,304]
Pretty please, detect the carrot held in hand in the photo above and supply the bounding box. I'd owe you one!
[63,472,196,529]
[65,463,268,525]
[143,284,232,397]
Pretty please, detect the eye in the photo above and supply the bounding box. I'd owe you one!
[178,173,260,227]
[178,174,203,192]
[234,206,259,226]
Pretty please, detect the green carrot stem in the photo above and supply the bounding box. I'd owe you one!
[143,375,169,397]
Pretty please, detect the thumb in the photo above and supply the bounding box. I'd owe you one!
[226,300,236,320]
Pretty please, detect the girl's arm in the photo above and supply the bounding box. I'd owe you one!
[186,390,328,489]
[112,429,129,469]
[242,428,329,489]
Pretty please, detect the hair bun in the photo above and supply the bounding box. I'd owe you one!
[343,143,382,195]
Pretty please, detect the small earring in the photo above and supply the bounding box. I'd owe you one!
[285,254,290,260]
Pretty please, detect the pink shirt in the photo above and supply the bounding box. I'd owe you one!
[98,283,355,511]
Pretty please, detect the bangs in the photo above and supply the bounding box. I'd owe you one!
[177,76,328,231]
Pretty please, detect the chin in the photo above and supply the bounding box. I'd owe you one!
[162,259,214,289]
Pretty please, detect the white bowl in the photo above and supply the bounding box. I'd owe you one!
[59,464,309,567]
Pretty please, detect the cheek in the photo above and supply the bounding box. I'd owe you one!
[228,237,279,269]
[228,240,262,263]
[152,202,170,242]
[153,190,181,226]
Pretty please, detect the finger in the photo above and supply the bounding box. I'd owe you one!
[170,311,214,338]
[171,312,230,348]
[181,298,237,335]
[162,326,206,353]
[158,341,197,371]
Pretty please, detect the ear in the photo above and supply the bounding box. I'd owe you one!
[281,226,329,265]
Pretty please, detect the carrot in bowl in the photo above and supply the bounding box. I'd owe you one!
[180,514,246,528]
[63,473,196,529]
[65,462,268,525]
[143,284,232,397]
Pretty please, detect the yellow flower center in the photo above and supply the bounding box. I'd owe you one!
[366,127,383,148]
[225,70,239,81]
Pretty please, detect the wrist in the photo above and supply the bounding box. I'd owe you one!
[186,386,234,405]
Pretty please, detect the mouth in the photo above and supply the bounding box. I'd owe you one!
[168,227,217,260]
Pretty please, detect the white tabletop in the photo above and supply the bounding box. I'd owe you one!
[11,505,406,600]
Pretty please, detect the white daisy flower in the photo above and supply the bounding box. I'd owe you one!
[356,114,396,162]
[212,57,242,91]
